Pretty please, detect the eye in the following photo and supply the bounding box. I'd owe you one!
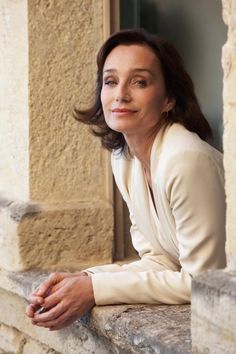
[103,79,117,87]
[133,79,148,87]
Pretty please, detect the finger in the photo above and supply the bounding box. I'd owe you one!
[49,316,76,331]
[33,272,64,297]
[39,291,61,311]
[29,295,44,305]
[26,304,35,318]
[35,272,72,287]
[32,301,65,323]
[26,304,40,318]
[35,308,74,329]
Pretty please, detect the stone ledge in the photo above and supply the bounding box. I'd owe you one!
[0,270,191,354]
[82,304,191,354]
[191,270,236,354]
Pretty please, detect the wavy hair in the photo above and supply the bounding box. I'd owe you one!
[73,28,212,153]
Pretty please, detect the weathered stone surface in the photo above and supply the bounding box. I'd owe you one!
[192,270,236,353]
[0,0,114,274]
[0,322,60,354]
[0,269,51,300]
[0,199,41,270]
[1,0,116,352]
[0,323,25,354]
[0,285,112,354]
[0,270,191,354]
[28,0,110,203]
[222,0,236,46]
[190,4,236,354]
[22,337,60,354]
[82,304,191,354]
[222,0,236,270]
[0,200,113,271]
[0,0,29,201]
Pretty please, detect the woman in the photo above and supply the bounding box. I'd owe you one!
[26,29,226,331]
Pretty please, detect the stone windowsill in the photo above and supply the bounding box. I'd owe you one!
[0,269,191,354]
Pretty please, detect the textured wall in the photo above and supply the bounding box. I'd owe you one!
[0,0,114,351]
[191,2,236,351]
[0,0,29,200]
[192,271,236,354]
[0,0,113,271]
[0,199,113,271]
[222,0,236,270]
[28,0,110,203]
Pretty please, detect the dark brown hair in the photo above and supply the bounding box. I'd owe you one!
[73,28,212,153]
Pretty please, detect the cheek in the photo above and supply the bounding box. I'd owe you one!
[100,89,105,108]
[138,87,166,109]
[147,91,167,111]
[101,86,110,100]
[100,91,110,124]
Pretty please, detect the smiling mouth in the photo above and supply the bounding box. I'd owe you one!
[111,109,138,115]
[112,108,137,112]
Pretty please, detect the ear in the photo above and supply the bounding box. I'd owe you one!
[163,96,176,113]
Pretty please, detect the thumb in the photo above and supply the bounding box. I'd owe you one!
[33,272,65,297]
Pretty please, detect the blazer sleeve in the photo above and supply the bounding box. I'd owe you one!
[86,208,191,305]
[164,150,226,275]
[86,150,226,305]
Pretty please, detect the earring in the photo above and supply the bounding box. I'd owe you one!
[163,111,169,118]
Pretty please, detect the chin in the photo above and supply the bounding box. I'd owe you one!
[106,120,135,134]
[109,124,133,134]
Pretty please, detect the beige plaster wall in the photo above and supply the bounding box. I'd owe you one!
[0,0,29,200]
[29,0,111,203]
[222,0,236,270]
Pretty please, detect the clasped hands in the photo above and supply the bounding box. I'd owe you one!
[26,271,95,331]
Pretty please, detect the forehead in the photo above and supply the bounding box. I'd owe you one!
[103,44,161,72]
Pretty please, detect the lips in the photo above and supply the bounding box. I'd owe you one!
[111,108,138,113]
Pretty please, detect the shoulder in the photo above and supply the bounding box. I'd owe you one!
[152,123,224,187]
[161,123,222,157]
[155,123,223,169]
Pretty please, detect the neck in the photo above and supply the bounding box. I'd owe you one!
[124,123,163,171]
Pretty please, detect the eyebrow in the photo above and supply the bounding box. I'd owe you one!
[103,68,154,76]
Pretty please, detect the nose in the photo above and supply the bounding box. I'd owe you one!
[115,83,131,103]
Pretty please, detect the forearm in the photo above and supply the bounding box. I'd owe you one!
[91,268,192,305]
[86,252,179,274]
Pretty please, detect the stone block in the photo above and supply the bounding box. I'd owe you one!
[0,199,113,272]
[22,338,59,354]
[191,270,236,353]
[0,323,25,354]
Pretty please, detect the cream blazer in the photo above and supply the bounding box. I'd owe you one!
[86,123,226,305]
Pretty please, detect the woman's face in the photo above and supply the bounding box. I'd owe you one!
[100,44,174,137]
